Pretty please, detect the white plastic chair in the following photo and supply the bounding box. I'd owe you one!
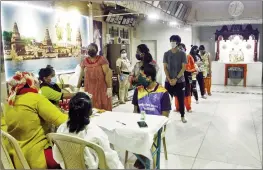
[47,133,108,169]
[1,130,30,169]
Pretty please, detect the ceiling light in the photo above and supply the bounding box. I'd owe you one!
[169,21,178,26]
[148,13,159,20]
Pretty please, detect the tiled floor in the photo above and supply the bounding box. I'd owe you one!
[112,85,262,169]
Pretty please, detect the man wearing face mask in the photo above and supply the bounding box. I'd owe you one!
[132,64,171,169]
[163,35,187,123]
[116,49,132,104]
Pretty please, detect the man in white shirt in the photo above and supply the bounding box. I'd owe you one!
[116,49,131,104]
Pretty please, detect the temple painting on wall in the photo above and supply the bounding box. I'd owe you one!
[1,2,90,80]
[212,24,262,87]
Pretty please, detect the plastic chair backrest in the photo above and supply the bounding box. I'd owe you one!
[1,102,5,116]
[47,133,108,169]
[1,130,30,169]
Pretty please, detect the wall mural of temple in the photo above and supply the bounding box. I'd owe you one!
[1,2,90,80]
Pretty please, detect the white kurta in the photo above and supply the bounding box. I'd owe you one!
[53,122,124,169]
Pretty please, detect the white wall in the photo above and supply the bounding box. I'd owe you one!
[132,19,192,84]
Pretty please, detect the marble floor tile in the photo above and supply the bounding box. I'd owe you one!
[192,158,259,169]
[112,85,262,169]
[160,153,195,169]
[214,103,252,118]
[197,116,262,168]
[165,114,211,157]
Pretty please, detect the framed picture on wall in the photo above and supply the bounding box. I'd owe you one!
[93,20,103,56]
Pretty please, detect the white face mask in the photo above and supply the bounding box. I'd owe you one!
[171,42,177,49]
[121,53,127,59]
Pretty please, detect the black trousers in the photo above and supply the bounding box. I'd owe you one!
[184,72,192,97]
[196,72,205,96]
[165,81,185,117]
[191,80,199,101]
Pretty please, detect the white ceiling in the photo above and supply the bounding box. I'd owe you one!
[186,1,262,25]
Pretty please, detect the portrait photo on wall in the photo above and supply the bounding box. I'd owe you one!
[1,2,90,80]
[93,20,103,56]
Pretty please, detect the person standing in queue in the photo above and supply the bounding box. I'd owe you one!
[77,43,113,111]
[191,45,207,99]
[174,43,196,113]
[131,44,158,86]
[163,35,187,123]
[199,45,212,96]
[116,49,132,104]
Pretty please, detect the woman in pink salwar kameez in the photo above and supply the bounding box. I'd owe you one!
[78,43,113,111]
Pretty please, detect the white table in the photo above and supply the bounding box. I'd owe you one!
[92,111,168,169]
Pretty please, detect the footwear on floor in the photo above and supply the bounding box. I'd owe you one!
[196,100,199,104]
[201,95,207,99]
[208,93,212,96]
[181,117,187,123]
[119,101,126,104]
[187,110,193,113]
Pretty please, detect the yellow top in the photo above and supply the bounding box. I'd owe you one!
[40,85,63,102]
[4,92,68,169]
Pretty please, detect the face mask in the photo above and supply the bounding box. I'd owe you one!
[171,42,177,49]
[121,53,127,59]
[138,74,150,87]
[136,54,142,61]
[88,50,97,57]
[51,77,57,84]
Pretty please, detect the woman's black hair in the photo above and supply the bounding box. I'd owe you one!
[120,49,126,54]
[89,43,98,52]
[38,65,55,82]
[190,45,199,62]
[137,44,153,65]
[140,64,156,82]
[67,92,93,133]
[179,43,186,51]
[137,44,149,54]
[199,45,205,51]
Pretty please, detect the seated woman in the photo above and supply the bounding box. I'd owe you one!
[4,71,68,169]
[39,65,76,104]
[53,92,124,169]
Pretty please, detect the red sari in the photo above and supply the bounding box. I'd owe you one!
[81,56,112,111]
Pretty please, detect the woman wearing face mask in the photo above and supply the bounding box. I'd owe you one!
[131,44,159,86]
[39,65,75,104]
[77,43,113,111]
[191,46,206,99]
[174,43,196,112]
[116,49,132,104]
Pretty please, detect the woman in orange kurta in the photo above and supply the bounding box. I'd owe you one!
[175,44,196,112]
[78,43,113,111]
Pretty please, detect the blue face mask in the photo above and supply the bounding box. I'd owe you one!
[51,77,57,84]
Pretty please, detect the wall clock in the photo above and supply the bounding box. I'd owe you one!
[228,1,244,17]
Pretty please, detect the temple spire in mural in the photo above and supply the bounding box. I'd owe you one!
[76,28,82,48]
[11,22,25,54]
[43,28,52,46]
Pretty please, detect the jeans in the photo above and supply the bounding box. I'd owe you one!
[191,80,199,101]
[165,81,185,117]
[197,72,205,96]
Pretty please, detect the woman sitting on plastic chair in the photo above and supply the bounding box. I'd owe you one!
[53,92,124,169]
